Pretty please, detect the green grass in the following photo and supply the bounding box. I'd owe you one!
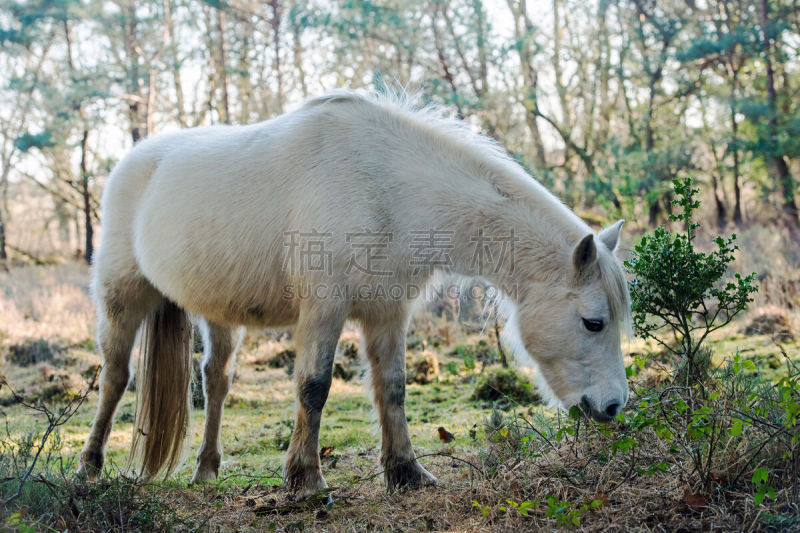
[3,330,798,481]
[2,326,799,530]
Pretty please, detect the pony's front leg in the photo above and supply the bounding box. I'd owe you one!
[363,319,437,492]
[284,307,345,499]
[191,321,244,484]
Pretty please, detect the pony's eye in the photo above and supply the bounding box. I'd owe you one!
[582,318,604,332]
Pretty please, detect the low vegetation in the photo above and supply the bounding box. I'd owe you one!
[1,185,798,531]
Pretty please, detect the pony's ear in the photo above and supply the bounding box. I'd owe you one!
[598,219,624,252]
[572,233,597,276]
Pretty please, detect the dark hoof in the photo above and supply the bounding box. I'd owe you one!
[384,458,437,493]
[77,450,103,481]
[191,451,221,484]
[190,466,219,484]
[285,460,327,500]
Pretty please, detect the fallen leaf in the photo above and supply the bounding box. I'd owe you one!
[682,489,709,509]
[591,492,610,507]
[319,445,334,458]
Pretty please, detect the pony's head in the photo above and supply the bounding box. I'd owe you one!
[515,220,630,422]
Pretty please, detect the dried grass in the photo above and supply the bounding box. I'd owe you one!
[0,262,94,348]
[1,258,798,531]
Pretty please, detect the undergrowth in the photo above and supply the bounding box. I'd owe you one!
[0,179,797,530]
[467,179,798,529]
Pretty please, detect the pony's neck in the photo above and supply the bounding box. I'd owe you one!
[433,170,589,296]
[363,97,591,293]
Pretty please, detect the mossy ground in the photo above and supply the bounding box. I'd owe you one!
[1,263,798,531]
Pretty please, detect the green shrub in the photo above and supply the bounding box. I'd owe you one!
[450,339,500,366]
[407,351,440,384]
[472,367,540,406]
[624,178,757,383]
[6,338,64,366]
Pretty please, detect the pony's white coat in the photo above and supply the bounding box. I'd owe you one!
[80,90,631,495]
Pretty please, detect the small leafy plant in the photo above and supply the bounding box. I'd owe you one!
[625,178,757,383]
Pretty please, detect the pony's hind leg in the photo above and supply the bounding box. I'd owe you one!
[191,321,244,484]
[284,307,345,499]
[363,317,437,492]
[79,276,160,478]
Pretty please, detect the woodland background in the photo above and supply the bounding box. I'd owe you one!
[1,0,800,264]
[1,1,800,531]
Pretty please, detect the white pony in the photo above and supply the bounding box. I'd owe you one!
[79,91,630,498]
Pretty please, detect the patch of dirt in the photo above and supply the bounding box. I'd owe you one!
[36,364,86,402]
[743,310,794,341]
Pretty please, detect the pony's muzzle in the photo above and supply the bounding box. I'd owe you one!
[580,395,622,423]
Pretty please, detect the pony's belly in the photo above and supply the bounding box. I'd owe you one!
[193,297,300,329]
[134,239,300,328]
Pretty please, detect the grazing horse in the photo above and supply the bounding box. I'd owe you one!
[79,91,631,498]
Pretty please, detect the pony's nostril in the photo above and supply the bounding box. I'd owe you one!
[580,395,592,411]
[604,401,621,419]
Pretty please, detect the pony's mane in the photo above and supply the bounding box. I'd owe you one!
[303,89,514,174]
[597,249,633,333]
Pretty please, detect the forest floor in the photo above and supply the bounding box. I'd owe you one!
[1,263,799,531]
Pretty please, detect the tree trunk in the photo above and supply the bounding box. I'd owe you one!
[0,177,6,261]
[506,0,547,168]
[596,0,612,148]
[216,7,230,124]
[645,71,660,153]
[649,201,661,226]
[165,0,186,127]
[0,214,6,261]
[473,0,489,95]
[80,130,93,264]
[238,32,252,122]
[431,5,462,118]
[122,2,144,143]
[760,0,798,224]
[552,0,569,123]
[711,172,727,229]
[269,0,284,114]
[730,106,743,225]
[0,154,9,262]
[291,16,308,98]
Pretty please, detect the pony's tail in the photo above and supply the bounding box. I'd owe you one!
[127,298,192,480]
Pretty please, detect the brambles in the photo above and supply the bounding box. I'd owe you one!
[267,349,296,375]
[743,308,795,341]
[450,339,501,367]
[1,375,95,505]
